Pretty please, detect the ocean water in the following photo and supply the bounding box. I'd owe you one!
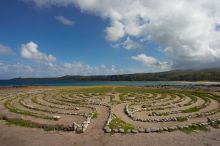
[0,80,199,87]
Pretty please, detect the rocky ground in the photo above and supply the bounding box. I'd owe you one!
[0,86,220,146]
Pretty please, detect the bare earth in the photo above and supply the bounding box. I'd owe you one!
[1,121,220,146]
[1,86,220,146]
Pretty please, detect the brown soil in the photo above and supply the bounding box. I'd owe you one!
[0,121,220,146]
[1,86,220,146]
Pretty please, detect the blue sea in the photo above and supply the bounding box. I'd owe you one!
[0,80,205,87]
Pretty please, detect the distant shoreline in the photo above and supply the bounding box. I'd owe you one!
[1,68,220,82]
[0,80,220,88]
[176,81,220,85]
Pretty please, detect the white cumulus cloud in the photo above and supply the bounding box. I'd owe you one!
[21,41,56,63]
[54,15,75,26]
[105,20,125,42]
[25,0,220,69]
[132,54,170,70]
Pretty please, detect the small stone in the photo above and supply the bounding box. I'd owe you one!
[105,128,112,133]
[72,122,78,131]
[183,125,189,128]
[103,126,109,130]
[199,123,204,126]
[113,129,119,133]
[168,126,177,131]
[163,127,168,131]
[151,127,159,132]
[154,119,159,122]
[69,126,74,131]
[138,128,145,133]
[127,129,131,133]
[173,117,177,121]
[211,120,216,124]
[145,128,151,133]
[119,128,125,133]
[207,117,212,123]
[159,127,163,132]
[76,127,83,133]
[177,125,184,129]
[53,115,61,120]
[131,129,138,133]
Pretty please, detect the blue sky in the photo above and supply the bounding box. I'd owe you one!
[0,0,220,79]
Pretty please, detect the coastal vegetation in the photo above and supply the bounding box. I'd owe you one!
[3,68,220,82]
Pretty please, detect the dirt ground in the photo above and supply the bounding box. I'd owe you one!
[0,104,220,146]
[0,121,220,146]
[0,86,220,146]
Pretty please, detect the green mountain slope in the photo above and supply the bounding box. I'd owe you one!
[6,68,220,81]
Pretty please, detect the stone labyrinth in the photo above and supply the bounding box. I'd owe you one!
[0,87,220,134]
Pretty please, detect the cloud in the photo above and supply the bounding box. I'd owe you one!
[26,0,220,69]
[62,62,120,75]
[21,41,56,63]
[123,37,140,50]
[0,60,125,79]
[0,61,34,79]
[105,20,125,42]
[132,54,170,70]
[0,41,125,79]
[0,44,14,55]
[54,16,75,26]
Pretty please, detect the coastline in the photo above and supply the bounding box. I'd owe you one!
[0,80,220,87]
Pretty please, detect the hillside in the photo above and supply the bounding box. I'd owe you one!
[5,68,220,82]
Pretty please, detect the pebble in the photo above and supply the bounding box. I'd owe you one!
[151,127,159,132]
[105,128,112,133]
[177,125,184,129]
[113,129,119,133]
[163,127,168,131]
[131,129,138,133]
[168,126,176,131]
[159,127,163,132]
[103,126,108,130]
[145,128,151,133]
[119,128,125,133]
[76,127,83,133]
[127,129,131,133]
[138,128,145,133]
